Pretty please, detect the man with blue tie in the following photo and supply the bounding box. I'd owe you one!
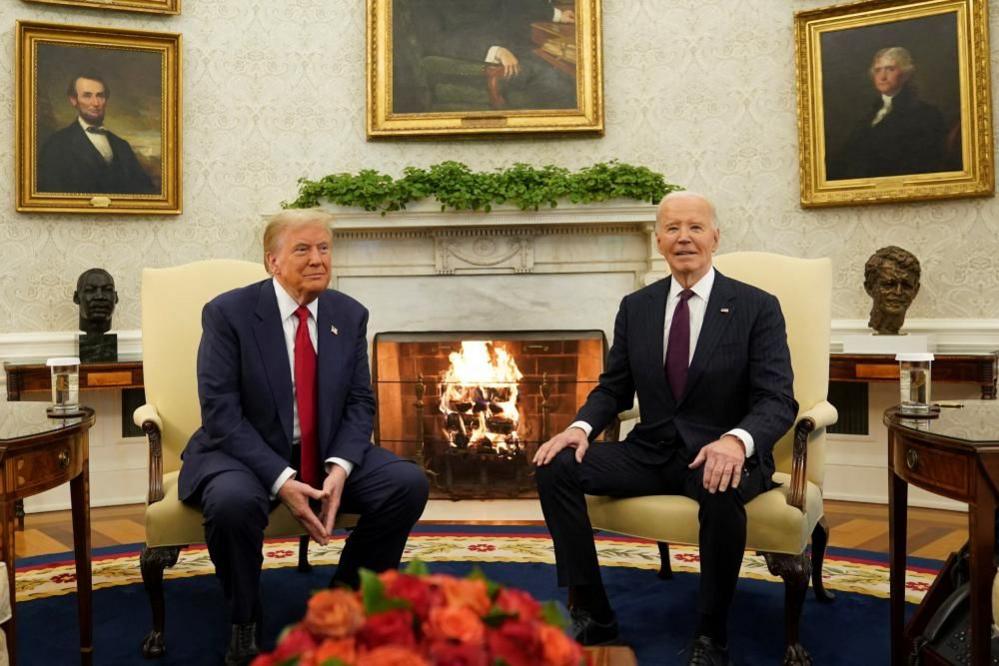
[179,209,429,665]
[534,192,797,665]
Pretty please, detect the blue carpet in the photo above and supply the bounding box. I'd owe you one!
[16,551,916,666]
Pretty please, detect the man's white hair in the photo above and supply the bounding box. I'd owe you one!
[655,191,719,229]
[870,46,915,76]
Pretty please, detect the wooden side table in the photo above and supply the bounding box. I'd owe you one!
[0,402,94,666]
[833,352,998,399]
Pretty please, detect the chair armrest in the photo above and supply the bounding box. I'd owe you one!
[786,400,838,511]
[134,403,166,505]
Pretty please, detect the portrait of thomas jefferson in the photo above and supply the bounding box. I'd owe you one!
[820,14,962,181]
[392,0,578,113]
[34,43,163,196]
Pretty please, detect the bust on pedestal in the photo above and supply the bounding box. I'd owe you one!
[843,246,927,353]
[74,268,118,362]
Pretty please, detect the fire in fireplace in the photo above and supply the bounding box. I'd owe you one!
[372,331,607,499]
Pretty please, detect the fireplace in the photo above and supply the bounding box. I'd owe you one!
[372,331,607,499]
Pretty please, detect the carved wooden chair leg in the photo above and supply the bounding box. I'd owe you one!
[810,516,835,602]
[656,542,673,580]
[140,544,182,659]
[297,534,312,573]
[763,552,812,666]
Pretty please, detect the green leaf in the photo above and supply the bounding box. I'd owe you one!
[319,659,350,666]
[402,559,429,576]
[276,657,300,666]
[359,569,409,615]
[482,605,518,628]
[540,600,569,629]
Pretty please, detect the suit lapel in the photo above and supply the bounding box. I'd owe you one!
[252,282,294,446]
[69,123,111,170]
[316,291,346,453]
[646,277,675,405]
[682,271,736,402]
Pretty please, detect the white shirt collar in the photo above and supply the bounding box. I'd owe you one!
[272,277,318,321]
[77,116,105,133]
[668,266,715,302]
[881,93,894,106]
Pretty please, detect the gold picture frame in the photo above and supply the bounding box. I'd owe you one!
[16,21,182,215]
[23,0,179,15]
[795,0,993,207]
[366,0,603,138]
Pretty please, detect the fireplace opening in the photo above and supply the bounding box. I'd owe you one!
[372,331,608,499]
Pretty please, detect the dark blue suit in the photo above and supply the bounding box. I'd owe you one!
[180,279,428,624]
[537,270,797,633]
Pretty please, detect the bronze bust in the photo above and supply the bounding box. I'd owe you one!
[864,246,920,335]
[74,268,118,361]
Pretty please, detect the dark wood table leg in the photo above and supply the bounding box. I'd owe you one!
[0,499,17,666]
[887,430,908,666]
[70,452,93,666]
[968,484,996,666]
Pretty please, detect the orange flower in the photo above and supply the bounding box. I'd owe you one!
[429,576,491,615]
[356,645,429,666]
[538,624,584,666]
[313,637,357,664]
[303,589,365,639]
[425,606,486,645]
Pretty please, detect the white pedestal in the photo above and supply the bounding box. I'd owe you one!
[841,333,933,354]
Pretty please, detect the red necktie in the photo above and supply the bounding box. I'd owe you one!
[665,289,694,399]
[294,306,318,486]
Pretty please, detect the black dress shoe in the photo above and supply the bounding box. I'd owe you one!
[687,635,734,666]
[569,606,619,646]
[224,622,259,666]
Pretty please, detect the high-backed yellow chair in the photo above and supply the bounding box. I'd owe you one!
[585,252,838,665]
[134,260,357,658]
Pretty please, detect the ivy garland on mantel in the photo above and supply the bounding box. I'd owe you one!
[284,161,681,214]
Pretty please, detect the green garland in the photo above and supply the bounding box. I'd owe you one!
[284,161,680,213]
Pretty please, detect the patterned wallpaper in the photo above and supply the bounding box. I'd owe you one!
[0,0,997,334]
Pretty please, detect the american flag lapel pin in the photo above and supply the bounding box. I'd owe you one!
[720,308,730,314]
[331,324,339,335]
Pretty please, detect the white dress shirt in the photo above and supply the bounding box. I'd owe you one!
[78,117,113,164]
[270,278,354,497]
[871,94,894,126]
[570,267,756,457]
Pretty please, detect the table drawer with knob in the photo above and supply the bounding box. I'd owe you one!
[6,439,83,498]
[893,438,972,501]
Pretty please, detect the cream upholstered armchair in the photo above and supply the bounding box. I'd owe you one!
[585,252,838,665]
[134,260,357,658]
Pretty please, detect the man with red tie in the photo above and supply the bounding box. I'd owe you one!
[534,192,797,665]
[178,209,429,665]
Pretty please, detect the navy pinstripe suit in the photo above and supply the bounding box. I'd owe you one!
[536,270,797,631]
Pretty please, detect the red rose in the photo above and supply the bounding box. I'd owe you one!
[271,626,318,661]
[486,620,541,666]
[427,640,490,666]
[385,573,432,620]
[495,589,541,622]
[538,624,584,666]
[249,655,278,666]
[358,609,416,650]
[425,606,485,645]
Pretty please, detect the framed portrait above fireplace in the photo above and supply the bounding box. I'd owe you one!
[794,0,993,207]
[366,0,604,138]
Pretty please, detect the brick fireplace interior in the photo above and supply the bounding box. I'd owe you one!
[373,331,607,499]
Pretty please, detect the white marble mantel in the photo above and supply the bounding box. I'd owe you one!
[324,200,661,339]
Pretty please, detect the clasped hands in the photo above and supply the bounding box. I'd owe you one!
[277,464,347,546]
[533,428,747,494]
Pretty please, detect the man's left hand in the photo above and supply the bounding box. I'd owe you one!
[688,435,746,494]
[319,464,348,535]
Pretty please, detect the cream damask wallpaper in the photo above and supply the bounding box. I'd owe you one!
[1,0,997,334]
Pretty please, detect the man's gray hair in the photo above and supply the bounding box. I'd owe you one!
[655,191,720,229]
[870,47,915,77]
[262,209,334,270]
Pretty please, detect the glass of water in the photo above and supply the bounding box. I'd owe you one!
[896,353,933,415]
[46,357,81,415]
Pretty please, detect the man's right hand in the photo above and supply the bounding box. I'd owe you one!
[495,47,521,78]
[277,478,330,545]
[533,426,589,466]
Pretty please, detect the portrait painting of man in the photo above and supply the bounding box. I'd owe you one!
[17,22,181,214]
[820,13,962,181]
[368,0,602,137]
[35,43,162,195]
[795,0,991,207]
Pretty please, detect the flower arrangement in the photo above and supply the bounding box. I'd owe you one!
[251,561,589,666]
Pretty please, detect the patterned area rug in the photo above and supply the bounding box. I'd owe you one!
[18,524,938,604]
